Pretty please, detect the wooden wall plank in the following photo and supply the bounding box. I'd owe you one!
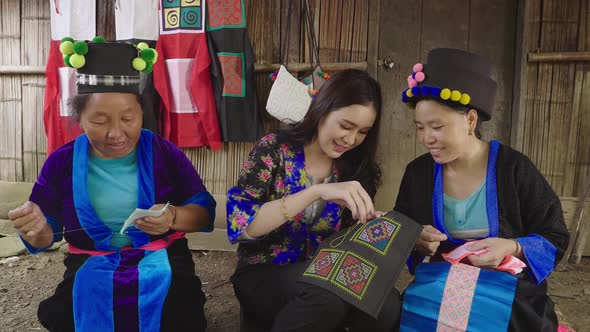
[21,0,50,182]
[0,0,23,182]
[468,0,517,144]
[374,0,422,210]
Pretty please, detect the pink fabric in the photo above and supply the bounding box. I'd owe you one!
[437,263,481,331]
[442,242,527,275]
[68,232,186,256]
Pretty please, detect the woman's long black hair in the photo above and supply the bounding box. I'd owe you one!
[277,69,383,199]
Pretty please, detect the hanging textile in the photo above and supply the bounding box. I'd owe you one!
[114,0,161,133]
[153,0,222,150]
[206,0,263,142]
[44,0,96,154]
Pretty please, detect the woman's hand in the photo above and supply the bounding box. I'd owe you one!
[314,181,374,223]
[415,225,448,256]
[8,201,49,237]
[135,203,176,235]
[467,238,519,268]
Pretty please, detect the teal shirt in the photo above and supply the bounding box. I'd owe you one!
[88,150,138,248]
[443,180,489,240]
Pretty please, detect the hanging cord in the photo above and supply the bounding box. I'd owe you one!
[4,224,118,238]
[280,0,295,67]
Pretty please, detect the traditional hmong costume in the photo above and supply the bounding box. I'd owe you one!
[396,48,570,331]
[25,40,216,332]
[226,133,401,331]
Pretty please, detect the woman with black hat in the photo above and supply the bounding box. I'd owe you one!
[394,48,569,331]
[7,39,215,331]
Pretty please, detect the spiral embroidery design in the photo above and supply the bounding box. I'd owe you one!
[161,0,204,33]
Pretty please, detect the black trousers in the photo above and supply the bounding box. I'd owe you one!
[38,240,207,332]
[231,262,401,332]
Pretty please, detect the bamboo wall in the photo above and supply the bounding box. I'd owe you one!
[513,0,590,197]
[1,0,589,203]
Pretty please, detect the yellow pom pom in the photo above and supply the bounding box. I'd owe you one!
[440,88,451,100]
[137,42,149,51]
[69,54,85,68]
[152,49,159,63]
[60,41,74,56]
[132,57,147,71]
[460,93,471,105]
[451,90,461,101]
[406,89,414,98]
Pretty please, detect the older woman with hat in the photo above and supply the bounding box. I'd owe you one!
[7,39,215,331]
[395,48,569,331]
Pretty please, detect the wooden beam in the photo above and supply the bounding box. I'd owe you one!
[254,61,368,72]
[0,65,44,75]
[528,51,590,63]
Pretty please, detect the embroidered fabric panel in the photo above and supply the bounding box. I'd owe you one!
[160,0,204,34]
[303,249,344,280]
[352,217,400,255]
[218,52,245,97]
[206,0,246,30]
[436,263,480,332]
[332,252,378,300]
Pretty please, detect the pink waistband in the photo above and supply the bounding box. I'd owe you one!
[68,232,186,256]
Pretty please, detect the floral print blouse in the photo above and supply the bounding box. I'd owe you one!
[227,133,352,268]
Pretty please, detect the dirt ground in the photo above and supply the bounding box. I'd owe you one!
[1,249,589,332]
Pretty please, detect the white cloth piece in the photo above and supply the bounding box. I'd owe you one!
[115,0,159,41]
[50,0,96,40]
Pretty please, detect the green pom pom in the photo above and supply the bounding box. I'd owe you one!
[92,36,106,43]
[136,42,149,51]
[73,41,88,55]
[61,37,74,43]
[63,55,72,67]
[140,49,156,62]
[70,54,85,68]
[152,49,158,63]
[143,61,154,74]
[59,41,74,56]
[132,57,147,71]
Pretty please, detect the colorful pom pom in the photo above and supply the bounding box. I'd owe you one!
[73,41,88,55]
[59,41,74,56]
[61,37,74,43]
[152,49,159,63]
[322,73,329,79]
[413,63,423,73]
[143,61,154,74]
[440,88,451,100]
[415,72,425,82]
[137,42,149,51]
[310,89,318,99]
[460,93,471,105]
[92,36,105,43]
[69,54,85,68]
[431,86,442,97]
[140,48,156,62]
[132,57,147,71]
[63,55,72,67]
[402,90,409,103]
[408,79,418,88]
[411,86,421,96]
[421,86,432,96]
[406,89,414,98]
[451,90,461,102]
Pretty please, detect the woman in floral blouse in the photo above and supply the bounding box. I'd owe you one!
[227,70,400,331]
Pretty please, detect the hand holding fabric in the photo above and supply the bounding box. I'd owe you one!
[135,203,176,235]
[314,181,375,223]
[415,225,448,256]
[467,237,518,268]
